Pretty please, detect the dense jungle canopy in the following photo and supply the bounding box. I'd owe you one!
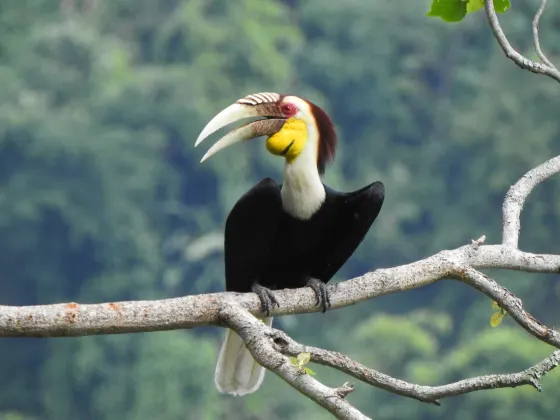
[0,0,559,419]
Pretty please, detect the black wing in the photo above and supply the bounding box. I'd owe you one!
[224,177,283,293]
[311,181,385,282]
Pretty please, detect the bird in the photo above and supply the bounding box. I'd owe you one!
[195,92,385,397]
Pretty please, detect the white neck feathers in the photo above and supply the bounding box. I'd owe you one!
[280,116,325,220]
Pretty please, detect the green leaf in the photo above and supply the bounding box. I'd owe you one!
[466,0,484,13]
[490,312,504,327]
[297,352,312,365]
[494,0,511,13]
[492,300,501,310]
[426,0,467,22]
[427,0,511,22]
[468,0,511,14]
[290,353,315,375]
[304,367,316,376]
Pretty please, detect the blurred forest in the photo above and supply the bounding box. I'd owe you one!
[1,0,559,419]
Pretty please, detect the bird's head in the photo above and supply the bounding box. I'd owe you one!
[195,92,337,174]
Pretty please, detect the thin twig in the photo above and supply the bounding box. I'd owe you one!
[532,0,556,69]
[484,0,560,83]
[452,266,560,349]
[272,330,560,404]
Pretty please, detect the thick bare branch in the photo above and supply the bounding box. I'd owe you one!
[271,329,560,404]
[1,243,558,338]
[484,0,560,83]
[1,241,559,338]
[456,243,560,272]
[221,303,369,420]
[532,0,556,69]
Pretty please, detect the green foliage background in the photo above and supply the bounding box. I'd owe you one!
[0,0,559,419]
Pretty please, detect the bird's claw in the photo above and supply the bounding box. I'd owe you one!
[307,278,331,312]
[252,283,280,316]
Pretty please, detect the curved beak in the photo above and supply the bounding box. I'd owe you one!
[195,102,286,162]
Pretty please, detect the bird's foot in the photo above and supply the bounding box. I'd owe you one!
[306,278,331,313]
[251,283,279,316]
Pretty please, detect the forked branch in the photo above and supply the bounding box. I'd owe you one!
[271,328,560,405]
[484,0,560,82]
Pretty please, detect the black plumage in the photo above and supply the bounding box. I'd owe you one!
[224,177,385,313]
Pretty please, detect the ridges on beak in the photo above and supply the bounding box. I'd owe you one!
[195,101,286,162]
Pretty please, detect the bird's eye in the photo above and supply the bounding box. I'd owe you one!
[281,103,297,116]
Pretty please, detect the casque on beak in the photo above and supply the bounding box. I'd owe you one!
[195,94,287,162]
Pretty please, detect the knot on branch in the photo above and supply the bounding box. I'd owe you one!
[470,234,487,250]
[269,330,291,351]
[527,374,542,392]
[334,382,355,399]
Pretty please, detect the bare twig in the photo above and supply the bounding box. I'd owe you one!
[334,383,356,399]
[271,329,560,404]
[484,0,560,83]
[453,266,560,349]
[532,0,556,69]
[471,234,486,248]
[502,155,560,247]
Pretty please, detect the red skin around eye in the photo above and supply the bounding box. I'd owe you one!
[281,103,297,117]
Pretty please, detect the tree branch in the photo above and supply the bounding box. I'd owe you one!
[502,155,560,247]
[532,0,556,69]
[1,242,559,338]
[452,266,560,349]
[2,230,560,338]
[221,303,369,420]
[484,0,560,83]
[272,328,560,404]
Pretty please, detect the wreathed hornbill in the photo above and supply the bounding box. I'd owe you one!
[196,92,385,396]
